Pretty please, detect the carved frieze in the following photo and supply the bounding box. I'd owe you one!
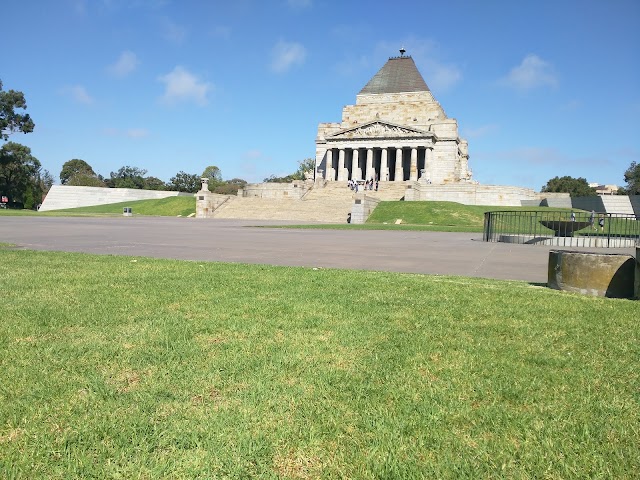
[329,121,428,140]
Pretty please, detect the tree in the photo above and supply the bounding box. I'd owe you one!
[213,178,247,195]
[143,176,168,191]
[0,80,35,141]
[264,158,315,183]
[169,171,200,193]
[109,165,147,189]
[67,173,106,187]
[541,176,597,197]
[60,159,96,184]
[622,161,640,195]
[202,165,222,183]
[0,142,41,205]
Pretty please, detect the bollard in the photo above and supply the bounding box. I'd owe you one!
[633,247,640,300]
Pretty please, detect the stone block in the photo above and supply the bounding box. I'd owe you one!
[548,250,635,298]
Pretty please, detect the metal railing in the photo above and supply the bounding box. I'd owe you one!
[483,211,640,248]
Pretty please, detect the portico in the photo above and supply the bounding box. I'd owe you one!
[323,128,435,182]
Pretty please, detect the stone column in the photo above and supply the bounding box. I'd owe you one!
[352,149,361,180]
[337,149,346,181]
[395,147,403,181]
[365,148,373,180]
[325,149,333,181]
[409,147,418,181]
[380,148,388,181]
[425,147,433,182]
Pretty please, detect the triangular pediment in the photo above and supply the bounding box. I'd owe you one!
[327,121,430,140]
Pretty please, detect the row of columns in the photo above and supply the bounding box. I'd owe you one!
[325,146,433,182]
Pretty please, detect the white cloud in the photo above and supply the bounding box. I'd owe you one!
[61,85,94,105]
[102,127,150,138]
[427,63,462,92]
[162,18,187,44]
[126,128,149,138]
[500,54,558,91]
[107,50,139,77]
[270,40,307,73]
[158,66,212,106]
[462,124,499,138]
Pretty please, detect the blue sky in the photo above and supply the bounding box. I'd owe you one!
[3,0,639,190]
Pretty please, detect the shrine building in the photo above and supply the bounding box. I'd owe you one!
[315,49,473,185]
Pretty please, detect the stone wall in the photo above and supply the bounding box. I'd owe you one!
[405,182,545,206]
[239,181,312,199]
[39,185,186,212]
[350,193,381,224]
[195,189,233,218]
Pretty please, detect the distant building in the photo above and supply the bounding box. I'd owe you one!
[315,50,472,184]
[589,183,619,195]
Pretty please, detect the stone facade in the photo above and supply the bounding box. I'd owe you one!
[315,53,472,185]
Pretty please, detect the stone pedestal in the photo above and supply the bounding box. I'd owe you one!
[548,250,635,298]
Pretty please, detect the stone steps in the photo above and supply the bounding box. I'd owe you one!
[213,182,408,222]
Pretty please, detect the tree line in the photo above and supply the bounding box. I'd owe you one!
[59,160,248,196]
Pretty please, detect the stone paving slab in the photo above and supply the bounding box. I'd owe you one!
[1,217,635,283]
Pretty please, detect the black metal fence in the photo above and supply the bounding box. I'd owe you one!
[483,210,640,248]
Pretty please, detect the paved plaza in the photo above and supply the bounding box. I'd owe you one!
[1,217,635,283]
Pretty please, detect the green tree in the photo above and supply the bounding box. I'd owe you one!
[0,142,41,205]
[541,176,597,197]
[109,166,147,189]
[60,159,96,184]
[1,80,35,141]
[143,176,168,191]
[264,158,315,183]
[622,161,640,195]
[169,171,200,193]
[213,178,247,195]
[202,165,222,182]
[67,173,107,187]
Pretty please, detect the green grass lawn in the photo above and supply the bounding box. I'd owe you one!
[0,196,196,217]
[1,248,638,478]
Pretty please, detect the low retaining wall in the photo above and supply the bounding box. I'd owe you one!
[350,194,380,224]
[195,190,234,218]
[548,250,636,298]
[404,182,548,206]
[238,181,311,199]
[40,185,186,211]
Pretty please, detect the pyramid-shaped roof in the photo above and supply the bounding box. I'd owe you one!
[359,55,430,95]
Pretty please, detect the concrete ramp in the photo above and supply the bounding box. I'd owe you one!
[40,185,184,212]
[600,195,634,215]
[629,195,640,217]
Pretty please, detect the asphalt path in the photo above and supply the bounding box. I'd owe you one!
[1,216,635,283]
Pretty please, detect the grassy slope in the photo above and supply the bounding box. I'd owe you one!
[0,196,196,217]
[0,248,638,478]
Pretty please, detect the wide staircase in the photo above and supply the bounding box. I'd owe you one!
[212,181,408,222]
